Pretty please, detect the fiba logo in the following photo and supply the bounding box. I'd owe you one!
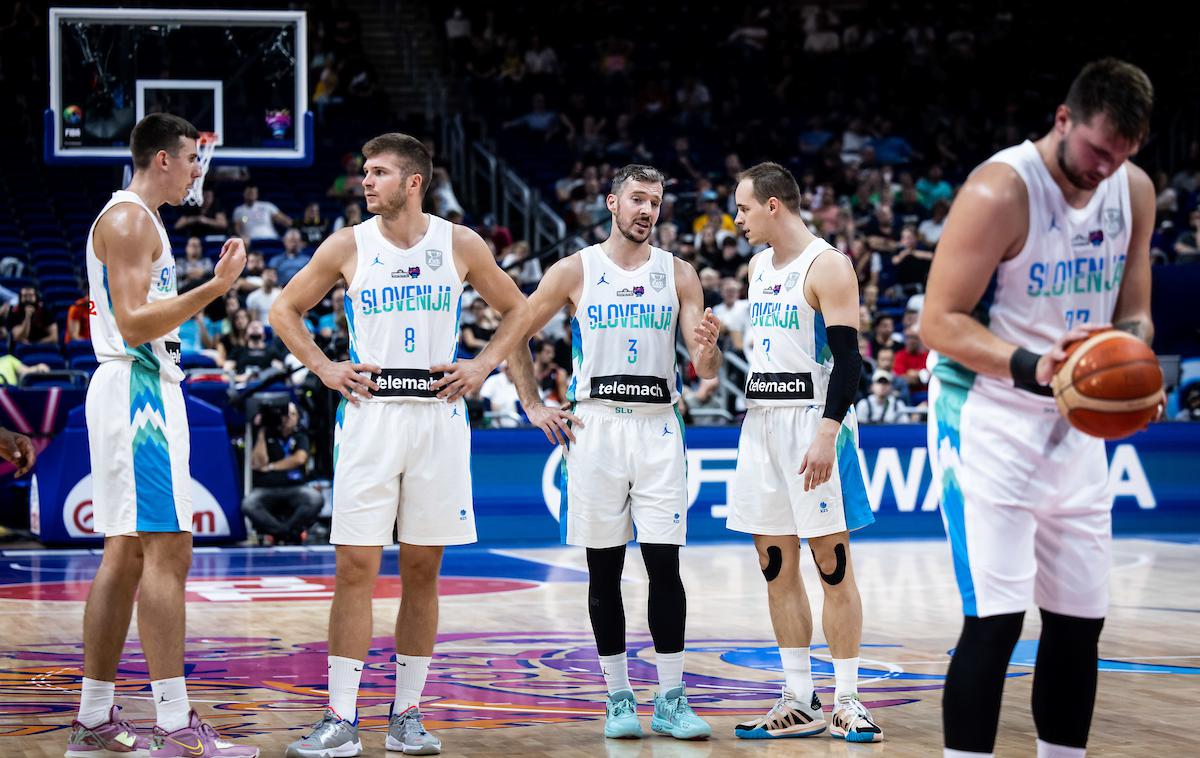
[62,475,232,537]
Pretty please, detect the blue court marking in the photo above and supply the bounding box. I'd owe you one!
[0,546,590,585]
[1008,640,1200,675]
[1112,604,1200,615]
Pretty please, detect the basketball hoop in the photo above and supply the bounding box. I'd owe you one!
[184,131,219,206]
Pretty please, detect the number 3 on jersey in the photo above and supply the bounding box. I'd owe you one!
[627,338,638,364]
[404,327,416,353]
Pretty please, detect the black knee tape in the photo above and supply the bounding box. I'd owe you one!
[1032,609,1105,749]
[813,542,847,585]
[761,546,782,581]
[943,612,1025,753]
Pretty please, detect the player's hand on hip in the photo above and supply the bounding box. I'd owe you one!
[797,432,836,492]
[213,237,248,290]
[0,429,36,476]
[526,403,583,446]
[430,359,489,403]
[317,360,381,404]
[1036,323,1111,385]
[694,307,721,353]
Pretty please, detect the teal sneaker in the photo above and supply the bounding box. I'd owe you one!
[603,690,643,739]
[650,686,711,740]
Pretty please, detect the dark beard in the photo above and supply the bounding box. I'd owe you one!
[1056,140,1099,191]
[616,216,651,244]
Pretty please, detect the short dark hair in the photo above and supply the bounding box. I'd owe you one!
[610,164,665,196]
[362,132,433,196]
[738,162,801,214]
[130,113,199,170]
[1064,58,1154,144]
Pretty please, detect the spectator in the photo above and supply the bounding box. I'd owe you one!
[243,402,323,545]
[461,300,500,355]
[428,167,465,219]
[856,371,903,424]
[233,185,292,240]
[6,287,57,345]
[1173,209,1200,262]
[176,236,214,278]
[533,341,568,404]
[714,236,745,279]
[269,230,312,286]
[217,308,251,367]
[66,290,91,343]
[174,188,228,239]
[0,354,49,385]
[246,267,282,324]
[893,186,926,228]
[891,225,935,293]
[713,277,749,352]
[692,190,738,235]
[479,361,523,427]
[918,199,950,248]
[227,320,284,381]
[523,33,559,77]
[237,250,267,294]
[872,316,901,357]
[1175,384,1200,421]
[327,153,365,199]
[683,375,725,425]
[318,285,349,344]
[893,330,930,398]
[916,164,954,209]
[178,312,211,355]
[503,93,559,140]
[499,241,542,289]
[698,267,722,309]
[332,201,364,233]
[298,202,329,246]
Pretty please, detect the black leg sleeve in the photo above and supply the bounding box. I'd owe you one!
[640,543,686,654]
[586,546,627,656]
[1032,608,1104,749]
[943,612,1025,753]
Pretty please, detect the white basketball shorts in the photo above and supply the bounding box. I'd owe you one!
[928,370,1112,620]
[85,360,192,536]
[728,405,874,539]
[331,398,476,546]
[559,402,687,549]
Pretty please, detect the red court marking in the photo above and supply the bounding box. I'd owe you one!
[0,576,535,603]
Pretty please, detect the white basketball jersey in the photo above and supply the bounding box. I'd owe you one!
[931,140,1132,399]
[346,214,463,403]
[744,238,836,408]
[568,245,680,407]
[85,190,184,383]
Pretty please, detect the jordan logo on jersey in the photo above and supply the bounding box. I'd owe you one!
[745,371,815,400]
[591,374,671,404]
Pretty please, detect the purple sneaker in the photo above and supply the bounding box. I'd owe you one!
[149,711,259,757]
[65,704,151,756]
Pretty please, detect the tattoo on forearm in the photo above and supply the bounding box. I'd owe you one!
[1115,320,1150,343]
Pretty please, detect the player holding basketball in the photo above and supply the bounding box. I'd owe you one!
[68,113,256,757]
[922,59,1155,758]
[271,133,531,757]
[727,162,882,743]
[507,164,721,741]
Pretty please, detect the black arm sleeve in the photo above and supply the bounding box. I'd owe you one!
[823,324,862,422]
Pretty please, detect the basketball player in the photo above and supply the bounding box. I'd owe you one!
[271,133,531,757]
[507,164,721,741]
[727,162,882,743]
[922,59,1155,758]
[0,426,35,475]
[68,113,256,757]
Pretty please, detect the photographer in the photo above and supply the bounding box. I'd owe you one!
[242,402,323,545]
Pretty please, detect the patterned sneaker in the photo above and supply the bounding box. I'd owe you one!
[385,705,441,755]
[65,705,151,756]
[650,686,711,740]
[284,708,361,757]
[734,688,827,739]
[149,711,259,757]
[603,690,643,739]
[829,693,883,743]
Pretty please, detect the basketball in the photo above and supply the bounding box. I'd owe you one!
[1051,329,1163,439]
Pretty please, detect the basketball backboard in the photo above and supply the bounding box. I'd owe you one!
[46,7,312,166]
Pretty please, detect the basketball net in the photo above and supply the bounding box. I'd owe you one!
[184,132,219,206]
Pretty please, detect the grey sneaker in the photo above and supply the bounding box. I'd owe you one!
[284,708,362,757]
[385,705,441,755]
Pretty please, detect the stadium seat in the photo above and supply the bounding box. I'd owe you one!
[180,352,218,370]
[68,355,99,374]
[16,353,67,371]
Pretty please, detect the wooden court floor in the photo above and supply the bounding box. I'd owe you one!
[1,538,1196,756]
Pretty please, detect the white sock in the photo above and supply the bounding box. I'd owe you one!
[394,654,431,712]
[599,652,631,695]
[655,650,684,693]
[778,647,813,703]
[832,657,859,700]
[77,677,115,727]
[945,750,994,758]
[150,676,190,733]
[327,655,363,721]
[1037,739,1086,758]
